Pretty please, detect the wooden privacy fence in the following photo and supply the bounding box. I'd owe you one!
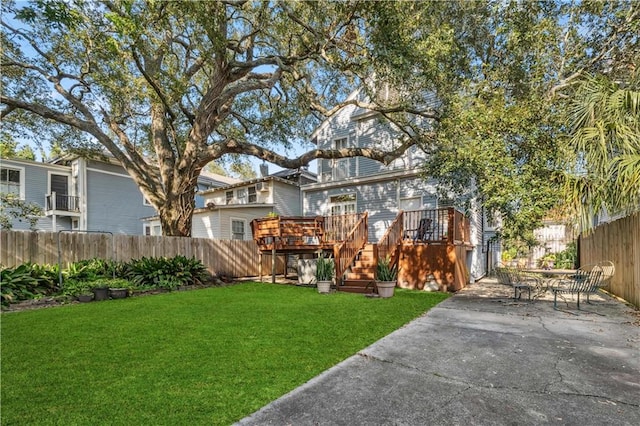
[0,230,285,278]
[579,212,640,308]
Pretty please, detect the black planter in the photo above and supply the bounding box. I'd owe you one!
[109,288,128,299]
[92,287,110,301]
[77,294,94,303]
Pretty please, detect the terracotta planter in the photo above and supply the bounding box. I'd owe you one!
[376,281,396,298]
[317,280,332,294]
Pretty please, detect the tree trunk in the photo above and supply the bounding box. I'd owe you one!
[158,188,196,237]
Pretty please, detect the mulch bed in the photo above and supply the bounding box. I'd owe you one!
[1,280,234,314]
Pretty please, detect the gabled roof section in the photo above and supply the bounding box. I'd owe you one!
[269,168,317,182]
[48,151,238,187]
[309,88,362,142]
[198,175,299,196]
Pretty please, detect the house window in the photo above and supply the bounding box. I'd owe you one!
[72,219,80,230]
[248,186,257,203]
[237,188,247,204]
[333,137,350,180]
[231,219,246,240]
[0,166,23,198]
[400,197,421,212]
[144,224,162,236]
[329,193,356,216]
[226,191,234,205]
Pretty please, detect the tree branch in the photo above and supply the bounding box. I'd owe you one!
[204,135,432,169]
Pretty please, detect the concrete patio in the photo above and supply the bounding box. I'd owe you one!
[237,277,640,425]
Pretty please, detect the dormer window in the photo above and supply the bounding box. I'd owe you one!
[248,186,257,203]
[225,191,233,205]
[237,188,247,204]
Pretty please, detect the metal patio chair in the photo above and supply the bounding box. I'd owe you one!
[551,264,604,311]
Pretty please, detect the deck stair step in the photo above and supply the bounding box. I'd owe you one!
[354,260,375,268]
[338,279,376,294]
[346,271,375,280]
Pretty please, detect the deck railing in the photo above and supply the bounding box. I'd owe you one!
[323,213,362,242]
[403,207,470,245]
[333,212,368,285]
[251,216,325,246]
[45,192,80,213]
[377,211,404,269]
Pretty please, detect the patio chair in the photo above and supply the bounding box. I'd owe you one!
[507,268,543,301]
[413,218,433,242]
[494,264,541,301]
[493,263,511,285]
[587,260,614,299]
[550,264,604,311]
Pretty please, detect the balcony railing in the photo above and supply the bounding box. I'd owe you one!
[45,192,80,213]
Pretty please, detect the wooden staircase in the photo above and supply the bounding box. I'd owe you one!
[337,244,377,294]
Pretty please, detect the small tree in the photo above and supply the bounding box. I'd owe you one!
[0,193,43,230]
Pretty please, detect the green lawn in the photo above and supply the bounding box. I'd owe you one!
[1,282,448,425]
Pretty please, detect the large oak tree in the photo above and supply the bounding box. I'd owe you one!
[1,0,435,236]
[366,0,639,245]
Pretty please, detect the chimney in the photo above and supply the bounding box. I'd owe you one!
[259,162,269,177]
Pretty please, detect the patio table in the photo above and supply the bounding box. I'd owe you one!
[521,268,578,292]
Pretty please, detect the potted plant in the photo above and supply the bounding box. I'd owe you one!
[91,282,110,301]
[77,293,94,303]
[376,256,397,298]
[315,253,334,294]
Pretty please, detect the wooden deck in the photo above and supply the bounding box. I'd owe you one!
[250,214,364,254]
[250,208,473,293]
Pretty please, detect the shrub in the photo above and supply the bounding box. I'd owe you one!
[61,279,96,297]
[126,256,210,290]
[66,258,128,281]
[0,263,58,306]
[554,242,577,269]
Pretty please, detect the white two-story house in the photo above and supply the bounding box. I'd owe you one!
[144,168,316,240]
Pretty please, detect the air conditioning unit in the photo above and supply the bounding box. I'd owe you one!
[256,182,268,192]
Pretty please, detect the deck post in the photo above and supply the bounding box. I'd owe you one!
[258,251,262,282]
[271,245,276,283]
[284,254,288,279]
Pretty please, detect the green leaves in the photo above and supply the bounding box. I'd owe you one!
[0,193,44,230]
[564,73,640,231]
[126,255,210,289]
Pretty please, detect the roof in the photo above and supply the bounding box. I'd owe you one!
[198,175,299,195]
[198,170,241,186]
[269,168,317,181]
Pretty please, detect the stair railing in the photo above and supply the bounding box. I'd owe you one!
[377,211,404,270]
[333,212,368,285]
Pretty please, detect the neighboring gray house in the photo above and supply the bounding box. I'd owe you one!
[301,88,491,282]
[0,156,231,235]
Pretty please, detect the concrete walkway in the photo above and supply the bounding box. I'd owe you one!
[237,278,640,425]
